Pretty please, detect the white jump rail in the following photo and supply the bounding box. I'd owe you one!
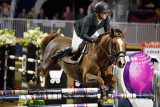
[9,55,40,63]
[8,66,34,75]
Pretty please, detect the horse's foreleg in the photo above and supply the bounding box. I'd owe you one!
[103,65,117,93]
[85,74,107,106]
[29,66,42,86]
[104,74,117,93]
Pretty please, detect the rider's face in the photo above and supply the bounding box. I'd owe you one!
[100,12,108,19]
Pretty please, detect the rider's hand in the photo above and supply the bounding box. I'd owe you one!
[91,38,100,43]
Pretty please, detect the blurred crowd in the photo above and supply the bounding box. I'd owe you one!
[0,0,117,21]
[18,5,87,20]
[0,0,159,21]
[0,3,10,18]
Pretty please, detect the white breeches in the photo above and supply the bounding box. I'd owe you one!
[71,28,104,52]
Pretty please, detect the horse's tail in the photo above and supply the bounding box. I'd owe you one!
[41,32,59,54]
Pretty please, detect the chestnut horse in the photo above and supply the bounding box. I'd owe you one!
[29,28,127,106]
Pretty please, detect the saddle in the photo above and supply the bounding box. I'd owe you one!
[62,41,88,64]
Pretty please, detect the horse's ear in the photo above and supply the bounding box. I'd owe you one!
[122,27,128,36]
[111,28,114,35]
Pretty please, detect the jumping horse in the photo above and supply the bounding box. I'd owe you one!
[29,27,128,106]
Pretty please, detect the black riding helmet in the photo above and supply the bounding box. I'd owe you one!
[95,1,111,13]
[95,1,111,19]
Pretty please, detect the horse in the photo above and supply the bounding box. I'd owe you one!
[29,27,127,106]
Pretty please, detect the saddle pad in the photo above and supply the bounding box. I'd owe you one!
[62,44,87,64]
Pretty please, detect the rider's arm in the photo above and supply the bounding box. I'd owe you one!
[104,16,110,32]
[79,19,94,43]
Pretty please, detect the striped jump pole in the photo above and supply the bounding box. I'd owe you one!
[0,88,109,95]
[8,66,34,75]
[26,103,113,107]
[0,93,101,101]
[0,93,154,101]
[9,55,25,61]
[9,55,40,63]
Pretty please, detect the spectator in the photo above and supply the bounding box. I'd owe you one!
[76,7,86,20]
[18,8,27,18]
[37,8,46,19]
[87,3,95,14]
[28,7,36,19]
[0,5,2,18]
[2,3,10,18]
[104,0,116,8]
[53,12,60,20]
[61,6,73,20]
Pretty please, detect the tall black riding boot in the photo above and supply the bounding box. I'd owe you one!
[51,46,72,65]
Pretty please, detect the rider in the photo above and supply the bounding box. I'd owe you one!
[52,1,111,65]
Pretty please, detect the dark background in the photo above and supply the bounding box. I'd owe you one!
[42,0,91,19]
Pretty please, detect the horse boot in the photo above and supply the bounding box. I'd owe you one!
[51,46,73,65]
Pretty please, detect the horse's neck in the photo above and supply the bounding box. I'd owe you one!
[98,35,111,64]
[88,35,111,64]
[99,35,111,53]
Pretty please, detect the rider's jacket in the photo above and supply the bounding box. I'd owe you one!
[74,12,110,42]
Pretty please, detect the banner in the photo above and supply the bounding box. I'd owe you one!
[128,9,160,23]
[142,41,160,59]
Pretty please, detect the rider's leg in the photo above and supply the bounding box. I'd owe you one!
[71,29,83,52]
[51,46,73,65]
[51,28,82,65]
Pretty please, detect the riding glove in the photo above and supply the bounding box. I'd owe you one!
[92,38,100,43]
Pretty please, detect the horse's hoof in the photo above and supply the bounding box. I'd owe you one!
[29,80,36,86]
[97,99,105,107]
[97,96,107,107]
[108,86,115,94]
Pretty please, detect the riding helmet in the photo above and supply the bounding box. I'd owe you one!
[95,1,111,13]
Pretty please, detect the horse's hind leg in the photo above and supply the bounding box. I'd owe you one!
[85,74,107,106]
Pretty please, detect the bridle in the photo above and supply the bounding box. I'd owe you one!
[109,33,126,64]
[87,33,126,79]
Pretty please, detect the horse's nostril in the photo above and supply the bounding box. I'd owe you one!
[122,63,125,67]
[118,61,121,66]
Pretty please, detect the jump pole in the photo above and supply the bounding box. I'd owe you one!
[0,93,154,101]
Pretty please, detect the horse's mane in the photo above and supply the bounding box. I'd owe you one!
[98,29,122,39]
[98,31,110,39]
[114,29,122,33]
[41,31,60,54]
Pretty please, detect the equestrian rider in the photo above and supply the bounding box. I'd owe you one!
[52,1,111,65]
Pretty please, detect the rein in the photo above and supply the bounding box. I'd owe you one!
[87,34,126,79]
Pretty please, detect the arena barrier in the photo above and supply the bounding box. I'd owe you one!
[1,18,160,46]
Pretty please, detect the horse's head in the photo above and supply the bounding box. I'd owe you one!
[108,27,127,68]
